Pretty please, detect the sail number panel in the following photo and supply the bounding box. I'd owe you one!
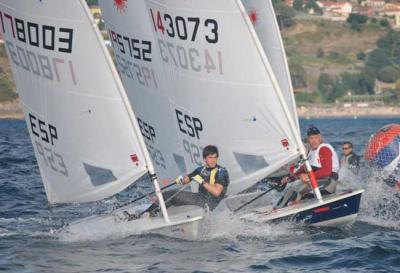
[0,10,77,86]
[0,11,74,53]
[157,40,223,75]
[149,9,218,44]
[149,9,223,75]
[108,30,152,62]
[108,28,159,89]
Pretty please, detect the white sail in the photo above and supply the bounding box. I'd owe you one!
[99,0,186,186]
[0,0,149,204]
[101,0,302,195]
[241,0,299,130]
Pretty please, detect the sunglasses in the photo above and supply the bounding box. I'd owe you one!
[342,147,352,150]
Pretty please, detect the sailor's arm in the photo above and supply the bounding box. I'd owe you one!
[281,173,308,184]
[174,174,196,185]
[281,163,306,184]
[203,169,228,197]
[281,175,296,184]
[202,183,224,197]
[181,168,201,185]
[313,147,332,179]
[181,173,224,196]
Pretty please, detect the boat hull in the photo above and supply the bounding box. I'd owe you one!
[239,189,364,227]
[59,205,205,241]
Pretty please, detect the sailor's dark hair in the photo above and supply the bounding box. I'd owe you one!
[307,125,320,136]
[203,145,219,158]
[343,141,353,148]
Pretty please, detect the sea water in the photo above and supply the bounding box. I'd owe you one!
[0,117,399,273]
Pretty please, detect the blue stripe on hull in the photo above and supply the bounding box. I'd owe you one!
[275,193,362,225]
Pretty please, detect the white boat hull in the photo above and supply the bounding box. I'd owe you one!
[60,205,205,241]
[239,189,364,227]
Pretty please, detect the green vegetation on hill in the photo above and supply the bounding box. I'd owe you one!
[0,2,399,107]
[86,0,98,6]
[274,1,296,28]
[293,0,322,14]
[0,74,16,102]
[283,16,394,104]
[366,30,400,83]
[0,44,15,102]
[347,14,368,32]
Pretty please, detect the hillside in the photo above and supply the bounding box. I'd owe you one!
[0,15,394,113]
[282,18,389,94]
[0,44,16,102]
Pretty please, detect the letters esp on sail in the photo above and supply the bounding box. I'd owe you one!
[100,0,303,195]
[0,0,150,204]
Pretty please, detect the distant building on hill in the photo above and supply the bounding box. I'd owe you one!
[352,6,374,16]
[362,0,386,11]
[317,1,353,20]
[375,80,396,94]
[284,0,294,7]
[379,4,400,27]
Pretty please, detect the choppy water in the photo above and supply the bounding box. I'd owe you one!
[1,117,400,273]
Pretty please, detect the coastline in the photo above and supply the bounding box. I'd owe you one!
[297,105,400,118]
[1,100,399,120]
[0,100,24,120]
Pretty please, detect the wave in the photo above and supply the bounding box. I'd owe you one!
[339,166,400,229]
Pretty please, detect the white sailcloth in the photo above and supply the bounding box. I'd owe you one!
[102,0,302,195]
[241,0,299,130]
[99,0,186,186]
[0,0,149,204]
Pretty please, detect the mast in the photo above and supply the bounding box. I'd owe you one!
[79,0,171,221]
[235,0,323,202]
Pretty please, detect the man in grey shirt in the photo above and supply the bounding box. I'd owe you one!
[341,141,360,174]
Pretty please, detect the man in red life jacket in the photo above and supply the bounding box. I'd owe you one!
[275,126,340,208]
